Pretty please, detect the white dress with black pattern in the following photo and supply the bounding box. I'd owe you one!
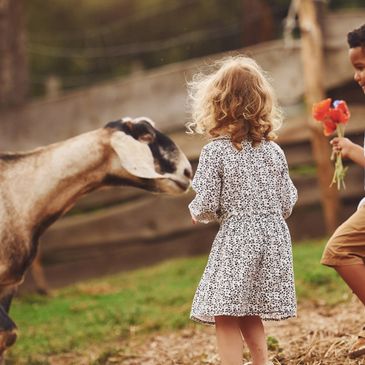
[189,137,297,325]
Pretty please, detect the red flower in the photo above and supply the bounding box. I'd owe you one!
[312,98,331,122]
[312,98,350,136]
[311,98,351,190]
[330,100,350,125]
[323,119,337,136]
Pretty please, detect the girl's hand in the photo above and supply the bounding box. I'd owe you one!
[192,218,197,225]
[330,137,355,159]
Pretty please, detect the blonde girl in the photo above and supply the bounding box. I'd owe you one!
[187,56,297,365]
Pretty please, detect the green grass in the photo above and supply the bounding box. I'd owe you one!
[293,239,350,303]
[7,238,350,363]
[290,164,317,177]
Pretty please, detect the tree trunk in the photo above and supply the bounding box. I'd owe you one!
[0,0,28,107]
[298,0,340,233]
[241,0,274,46]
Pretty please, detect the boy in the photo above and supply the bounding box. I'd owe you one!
[321,24,365,359]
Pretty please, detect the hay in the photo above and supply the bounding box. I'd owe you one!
[119,298,365,365]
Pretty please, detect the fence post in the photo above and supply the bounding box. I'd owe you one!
[297,0,340,233]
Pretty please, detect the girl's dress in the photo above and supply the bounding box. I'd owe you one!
[189,137,297,325]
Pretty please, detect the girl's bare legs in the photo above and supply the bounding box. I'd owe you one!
[215,316,244,365]
[215,315,269,365]
[238,315,269,365]
[334,264,365,305]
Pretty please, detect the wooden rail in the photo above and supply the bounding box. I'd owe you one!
[22,110,365,291]
[36,106,364,263]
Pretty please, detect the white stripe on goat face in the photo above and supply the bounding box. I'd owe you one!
[110,131,164,179]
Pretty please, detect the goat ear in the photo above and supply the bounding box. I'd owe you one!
[110,131,163,179]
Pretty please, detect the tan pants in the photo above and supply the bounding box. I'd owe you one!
[321,205,365,267]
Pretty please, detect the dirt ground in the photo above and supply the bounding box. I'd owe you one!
[46,298,365,365]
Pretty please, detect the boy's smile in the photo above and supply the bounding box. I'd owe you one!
[349,47,365,93]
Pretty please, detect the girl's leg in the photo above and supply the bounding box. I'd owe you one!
[215,316,244,365]
[238,315,269,365]
[334,264,365,305]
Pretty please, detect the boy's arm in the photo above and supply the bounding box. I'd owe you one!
[331,137,365,167]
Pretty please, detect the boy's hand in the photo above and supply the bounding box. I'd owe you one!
[192,218,197,225]
[330,137,365,167]
[330,137,355,159]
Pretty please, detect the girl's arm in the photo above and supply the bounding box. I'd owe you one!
[275,145,298,219]
[188,144,222,224]
[281,166,298,219]
[331,137,365,167]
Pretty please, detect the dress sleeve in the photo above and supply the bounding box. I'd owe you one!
[188,144,222,224]
[279,149,298,219]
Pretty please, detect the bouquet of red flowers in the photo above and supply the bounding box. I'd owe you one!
[312,98,351,190]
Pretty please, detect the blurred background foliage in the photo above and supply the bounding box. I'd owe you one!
[25,0,364,97]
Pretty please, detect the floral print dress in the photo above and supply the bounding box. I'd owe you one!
[189,137,297,325]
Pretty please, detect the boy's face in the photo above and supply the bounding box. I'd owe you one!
[349,46,365,94]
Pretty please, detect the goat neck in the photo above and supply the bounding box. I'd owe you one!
[1,129,111,238]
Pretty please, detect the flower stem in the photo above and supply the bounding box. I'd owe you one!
[330,124,347,190]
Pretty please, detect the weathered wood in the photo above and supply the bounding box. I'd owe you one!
[43,193,195,250]
[168,105,365,162]
[1,11,365,151]
[276,105,365,145]
[41,162,363,255]
[0,0,28,106]
[71,188,148,213]
[22,195,359,293]
[298,0,340,233]
[294,164,364,207]
[22,225,218,292]
[241,0,274,45]
[71,114,365,215]
[283,131,363,169]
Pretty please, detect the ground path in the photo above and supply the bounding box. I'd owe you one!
[47,299,365,365]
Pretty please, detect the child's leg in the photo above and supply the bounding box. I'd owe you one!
[334,264,365,358]
[334,264,365,305]
[215,315,244,365]
[238,315,269,365]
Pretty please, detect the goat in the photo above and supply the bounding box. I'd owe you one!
[0,117,192,358]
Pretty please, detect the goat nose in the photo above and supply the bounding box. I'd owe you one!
[184,168,193,179]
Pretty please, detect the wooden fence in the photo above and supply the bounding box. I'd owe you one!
[21,105,365,292]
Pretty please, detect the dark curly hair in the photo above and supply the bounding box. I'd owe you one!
[347,24,365,48]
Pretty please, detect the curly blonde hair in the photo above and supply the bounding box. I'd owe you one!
[186,56,283,150]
